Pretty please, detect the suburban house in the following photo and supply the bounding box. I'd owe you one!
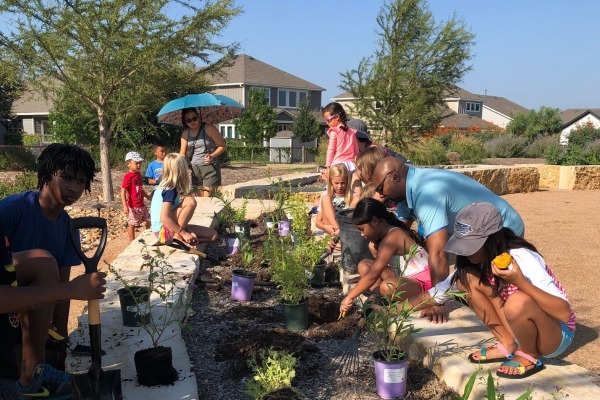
[210,54,326,140]
[5,87,53,143]
[559,108,600,144]
[332,86,529,134]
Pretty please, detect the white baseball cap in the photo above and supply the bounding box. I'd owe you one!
[125,151,144,162]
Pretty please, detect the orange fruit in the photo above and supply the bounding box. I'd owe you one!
[493,252,512,270]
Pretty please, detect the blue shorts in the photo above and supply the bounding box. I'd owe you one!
[544,322,574,358]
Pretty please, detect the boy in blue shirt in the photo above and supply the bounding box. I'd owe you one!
[145,140,168,187]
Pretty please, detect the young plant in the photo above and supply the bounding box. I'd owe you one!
[270,237,309,305]
[211,191,248,233]
[365,244,424,362]
[232,198,248,224]
[293,236,329,275]
[239,239,256,276]
[452,369,533,400]
[284,192,310,239]
[244,348,300,400]
[109,239,189,348]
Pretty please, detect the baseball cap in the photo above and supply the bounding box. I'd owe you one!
[445,202,503,256]
[355,131,371,141]
[125,151,144,162]
[347,118,367,132]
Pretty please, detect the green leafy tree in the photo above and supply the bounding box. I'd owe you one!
[340,0,474,148]
[235,88,277,146]
[507,106,562,142]
[292,97,320,143]
[0,0,240,201]
[0,60,23,121]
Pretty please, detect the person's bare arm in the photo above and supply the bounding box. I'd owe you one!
[205,123,227,158]
[321,195,339,232]
[120,187,128,214]
[179,132,188,157]
[425,229,449,286]
[0,273,107,314]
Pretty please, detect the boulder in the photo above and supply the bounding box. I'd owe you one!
[506,167,539,194]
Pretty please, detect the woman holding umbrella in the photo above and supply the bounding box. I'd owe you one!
[179,107,227,197]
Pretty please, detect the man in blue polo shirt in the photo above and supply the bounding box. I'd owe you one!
[372,157,524,322]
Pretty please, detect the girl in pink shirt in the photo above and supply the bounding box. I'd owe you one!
[323,102,361,195]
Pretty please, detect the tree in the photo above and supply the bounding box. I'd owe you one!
[340,0,474,148]
[0,0,240,201]
[507,106,562,142]
[0,60,23,121]
[235,88,277,146]
[292,97,321,143]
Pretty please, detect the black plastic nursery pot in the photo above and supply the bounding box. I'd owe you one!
[335,208,373,273]
[117,286,150,327]
[281,298,309,330]
[134,346,179,386]
[310,260,327,286]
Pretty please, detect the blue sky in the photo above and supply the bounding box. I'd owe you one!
[217,0,600,111]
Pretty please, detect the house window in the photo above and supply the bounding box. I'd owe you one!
[277,90,307,108]
[220,124,237,139]
[278,124,290,132]
[250,87,270,105]
[466,102,481,112]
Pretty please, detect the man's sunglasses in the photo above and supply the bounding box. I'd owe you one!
[375,170,396,195]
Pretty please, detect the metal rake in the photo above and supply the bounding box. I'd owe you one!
[332,317,366,375]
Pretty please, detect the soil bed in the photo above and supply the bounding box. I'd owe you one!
[183,217,457,399]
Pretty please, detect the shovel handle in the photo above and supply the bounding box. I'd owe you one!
[172,238,220,264]
[68,217,108,274]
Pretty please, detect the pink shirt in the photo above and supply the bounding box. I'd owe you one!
[326,125,359,167]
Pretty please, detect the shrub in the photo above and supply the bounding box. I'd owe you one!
[524,135,559,158]
[315,136,327,167]
[484,135,527,158]
[244,348,299,400]
[0,147,37,171]
[448,135,486,164]
[0,172,37,198]
[566,121,600,147]
[584,139,600,164]
[406,138,447,165]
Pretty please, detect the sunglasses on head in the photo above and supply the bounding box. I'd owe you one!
[375,170,396,195]
[185,116,199,124]
[324,113,339,123]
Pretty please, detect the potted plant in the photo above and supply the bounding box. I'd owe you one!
[109,240,189,386]
[293,236,330,286]
[244,348,303,400]
[231,198,250,239]
[270,237,310,330]
[284,192,311,244]
[231,239,257,301]
[365,244,423,399]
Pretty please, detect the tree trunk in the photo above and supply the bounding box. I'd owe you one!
[98,108,114,202]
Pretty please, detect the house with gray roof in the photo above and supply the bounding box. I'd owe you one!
[559,108,600,144]
[210,54,326,140]
[332,87,528,132]
[7,87,53,142]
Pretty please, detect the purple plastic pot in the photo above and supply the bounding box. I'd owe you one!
[373,351,409,399]
[277,220,291,236]
[225,235,240,255]
[231,270,256,301]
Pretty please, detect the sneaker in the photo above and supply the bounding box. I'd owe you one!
[16,364,72,399]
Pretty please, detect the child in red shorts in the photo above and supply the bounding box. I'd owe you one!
[121,151,151,241]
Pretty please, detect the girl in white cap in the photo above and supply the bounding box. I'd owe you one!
[414,202,575,379]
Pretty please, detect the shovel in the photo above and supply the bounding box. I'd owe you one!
[69,216,123,400]
[167,238,221,264]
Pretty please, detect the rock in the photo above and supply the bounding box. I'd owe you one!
[506,167,539,194]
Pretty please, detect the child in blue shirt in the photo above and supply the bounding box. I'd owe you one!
[145,140,168,187]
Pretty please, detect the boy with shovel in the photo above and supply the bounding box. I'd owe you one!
[0,144,97,398]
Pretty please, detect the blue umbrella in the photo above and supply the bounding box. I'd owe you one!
[157,93,244,126]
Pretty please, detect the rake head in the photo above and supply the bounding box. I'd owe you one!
[332,318,365,375]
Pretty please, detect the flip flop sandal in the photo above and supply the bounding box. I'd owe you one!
[468,342,514,364]
[496,350,545,379]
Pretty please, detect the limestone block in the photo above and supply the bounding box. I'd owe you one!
[574,166,600,190]
[505,167,539,194]
[537,165,560,189]
[462,168,507,195]
[559,166,576,190]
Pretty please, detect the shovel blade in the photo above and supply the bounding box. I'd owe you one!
[72,369,123,400]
